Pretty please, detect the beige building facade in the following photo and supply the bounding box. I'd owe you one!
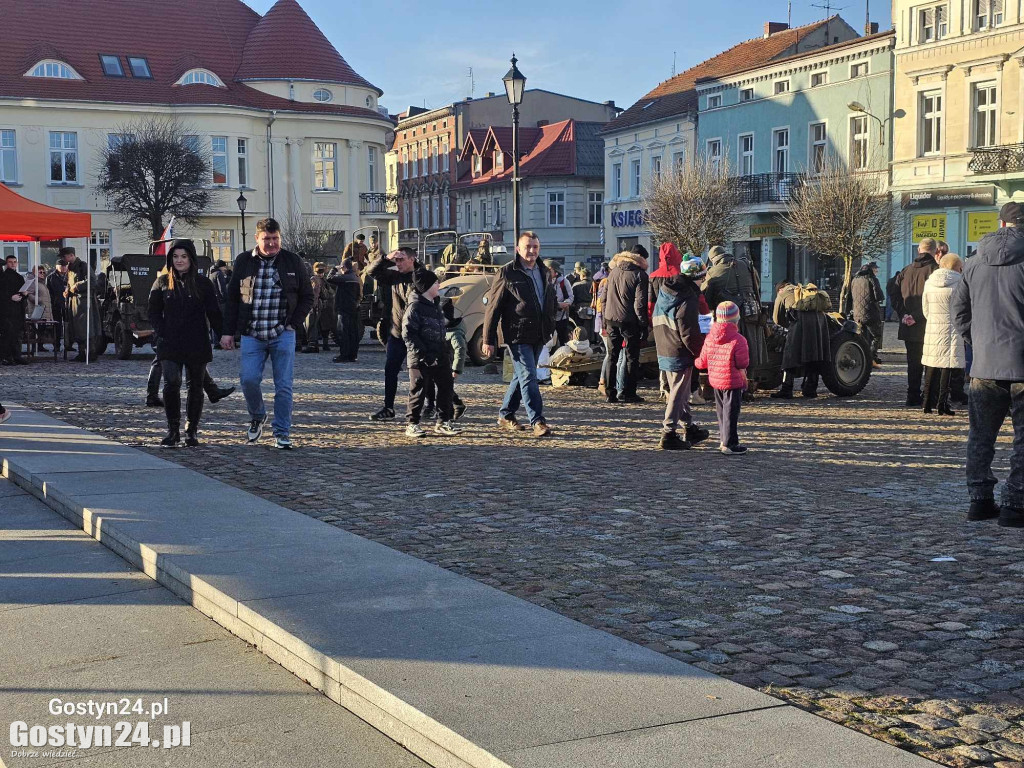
[891,0,1023,268]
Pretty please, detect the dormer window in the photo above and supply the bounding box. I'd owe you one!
[127,57,152,78]
[26,60,83,80]
[495,151,503,170]
[473,154,482,176]
[99,55,124,77]
[313,88,333,102]
[176,69,224,87]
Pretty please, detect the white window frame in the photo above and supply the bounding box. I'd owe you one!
[850,115,870,171]
[974,0,1004,30]
[739,133,755,176]
[432,196,439,228]
[211,136,228,186]
[480,199,487,227]
[588,191,603,226]
[547,190,566,227]
[48,131,78,184]
[176,69,224,87]
[707,93,722,109]
[972,81,999,148]
[368,146,376,192]
[850,62,869,79]
[1,243,30,273]
[740,88,754,102]
[612,162,622,199]
[809,121,827,175]
[412,197,420,228]
[0,129,16,183]
[210,229,234,263]
[107,133,134,150]
[313,88,333,103]
[774,80,790,95]
[237,138,249,188]
[402,148,408,180]
[920,90,943,156]
[918,4,949,42]
[629,158,641,197]
[706,139,723,172]
[493,196,501,227]
[672,149,686,169]
[772,128,790,174]
[442,141,450,172]
[442,198,451,228]
[811,71,828,88]
[26,60,82,80]
[89,230,111,270]
[412,145,419,177]
[651,154,662,181]
[313,142,338,191]
[464,201,471,228]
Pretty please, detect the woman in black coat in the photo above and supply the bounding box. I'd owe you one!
[148,240,223,448]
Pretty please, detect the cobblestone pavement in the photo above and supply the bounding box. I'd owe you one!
[5,334,1024,768]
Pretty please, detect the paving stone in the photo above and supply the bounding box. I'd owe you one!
[901,713,957,731]
[938,728,994,746]
[990,741,1024,761]
[960,714,1012,733]
[864,641,900,652]
[890,728,958,749]
[951,745,994,762]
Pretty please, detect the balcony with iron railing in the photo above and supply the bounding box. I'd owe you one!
[968,143,1024,176]
[359,192,399,215]
[732,173,805,205]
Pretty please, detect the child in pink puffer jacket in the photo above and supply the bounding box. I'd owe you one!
[695,301,750,455]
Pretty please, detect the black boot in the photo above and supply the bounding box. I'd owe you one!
[801,372,819,399]
[146,394,164,408]
[771,372,794,399]
[659,431,691,450]
[208,386,235,403]
[685,423,711,444]
[160,425,180,448]
[922,367,934,413]
[184,422,200,448]
[968,498,1000,521]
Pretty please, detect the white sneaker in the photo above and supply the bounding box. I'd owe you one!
[435,420,463,436]
[405,423,426,438]
[689,391,707,405]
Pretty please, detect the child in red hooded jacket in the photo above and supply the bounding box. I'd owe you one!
[695,301,749,455]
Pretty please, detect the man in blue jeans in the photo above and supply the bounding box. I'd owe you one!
[221,218,313,449]
[366,247,428,421]
[951,201,1024,527]
[481,231,556,437]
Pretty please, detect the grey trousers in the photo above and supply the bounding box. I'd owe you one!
[967,378,1024,506]
[662,368,693,433]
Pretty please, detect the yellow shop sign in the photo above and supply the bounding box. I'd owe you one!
[912,214,947,242]
[750,223,783,238]
[967,211,999,243]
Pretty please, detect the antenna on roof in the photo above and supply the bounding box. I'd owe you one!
[788,0,792,27]
[671,52,676,78]
[467,67,475,98]
[810,0,846,44]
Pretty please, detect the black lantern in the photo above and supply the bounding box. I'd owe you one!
[236,188,248,251]
[503,55,527,245]
[502,55,526,106]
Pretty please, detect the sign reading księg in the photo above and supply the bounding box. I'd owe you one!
[610,210,646,228]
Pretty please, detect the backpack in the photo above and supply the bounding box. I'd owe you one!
[792,283,832,312]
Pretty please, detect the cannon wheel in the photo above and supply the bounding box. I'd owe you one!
[822,330,872,397]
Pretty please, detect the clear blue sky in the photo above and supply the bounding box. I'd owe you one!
[247,0,884,113]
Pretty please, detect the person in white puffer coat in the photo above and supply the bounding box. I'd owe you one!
[922,253,967,415]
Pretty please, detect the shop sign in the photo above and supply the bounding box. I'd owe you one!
[610,209,646,228]
[901,187,996,210]
[912,214,947,241]
[750,223,782,238]
[967,211,999,242]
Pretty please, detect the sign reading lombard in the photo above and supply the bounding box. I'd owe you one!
[901,187,996,210]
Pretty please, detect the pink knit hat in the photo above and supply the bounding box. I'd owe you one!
[716,301,740,324]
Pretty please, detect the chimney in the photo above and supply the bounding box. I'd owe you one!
[865,21,879,34]
[485,91,495,97]
[764,21,789,38]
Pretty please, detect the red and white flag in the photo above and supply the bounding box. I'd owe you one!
[153,216,176,255]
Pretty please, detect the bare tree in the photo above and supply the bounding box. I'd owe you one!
[782,159,901,313]
[96,118,212,239]
[281,211,342,264]
[642,155,742,256]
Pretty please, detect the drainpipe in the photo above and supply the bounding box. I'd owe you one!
[266,111,277,220]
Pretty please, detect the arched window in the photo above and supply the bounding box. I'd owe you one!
[175,69,224,87]
[313,88,333,103]
[26,60,82,80]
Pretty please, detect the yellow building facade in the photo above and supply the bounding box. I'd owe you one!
[892,0,1023,270]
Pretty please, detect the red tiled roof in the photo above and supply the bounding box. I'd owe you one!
[454,119,592,189]
[0,0,388,121]
[462,129,490,157]
[236,0,380,94]
[602,17,838,134]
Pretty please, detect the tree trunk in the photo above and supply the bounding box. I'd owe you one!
[838,255,855,316]
[150,215,164,242]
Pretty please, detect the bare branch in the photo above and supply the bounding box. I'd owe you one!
[281,211,341,263]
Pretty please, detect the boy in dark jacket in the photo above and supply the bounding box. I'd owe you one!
[327,259,362,362]
[402,271,462,438]
[423,298,467,422]
[652,259,711,450]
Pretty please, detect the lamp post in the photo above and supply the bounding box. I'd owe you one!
[503,54,526,247]
[848,101,904,146]
[236,188,248,251]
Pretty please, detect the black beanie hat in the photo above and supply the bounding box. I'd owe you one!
[630,243,649,261]
[412,269,439,294]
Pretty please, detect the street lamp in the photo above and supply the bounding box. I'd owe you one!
[503,54,527,247]
[236,188,248,251]
[848,102,905,146]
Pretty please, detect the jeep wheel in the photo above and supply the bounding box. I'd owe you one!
[822,330,871,397]
[114,321,133,360]
[468,326,496,366]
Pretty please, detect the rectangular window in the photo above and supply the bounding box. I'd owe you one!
[1,243,30,272]
[443,198,450,227]
[236,138,248,188]
[774,80,790,95]
[421,197,428,227]
[919,5,948,41]
[412,197,420,228]
[851,62,869,78]
[0,130,15,182]
[419,144,425,176]
[183,135,199,155]
[48,131,77,183]
[707,94,722,109]
[651,155,662,181]
[740,88,754,102]
[630,158,641,197]
[850,116,869,170]
[548,191,566,226]
[313,142,338,190]
[473,154,482,176]
[464,201,471,228]
[480,199,487,227]
[402,148,408,179]
[707,139,722,172]
[432,197,439,228]
[368,146,376,192]
[811,72,828,87]
[495,151,504,170]
[612,162,622,198]
[772,129,789,173]
[211,136,228,185]
[739,133,754,176]
[89,230,111,270]
[921,91,943,155]
[974,82,998,147]
[127,56,151,78]
[412,145,419,177]
[442,141,450,171]
[975,0,1004,29]
[107,132,133,150]
[672,150,685,169]
[588,191,603,225]
[810,121,827,174]
[493,196,501,226]
[99,54,124,77]
[210,229,234,262]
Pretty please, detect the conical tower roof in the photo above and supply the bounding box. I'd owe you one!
[236,0,380,95]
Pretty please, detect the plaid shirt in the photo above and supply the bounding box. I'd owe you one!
[248,254,288,340]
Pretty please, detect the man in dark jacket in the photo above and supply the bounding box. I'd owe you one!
[851,261,885,366]
[481,231,556,437]
[401,271,461,437]
[327,259,362,363]
[46,261,67,334]
[220,217,313,449]
[366,247,429,421]
[602,249,650,403]
[0,256,26,365]
[951,202,1024,526]
[892,238,939,406]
